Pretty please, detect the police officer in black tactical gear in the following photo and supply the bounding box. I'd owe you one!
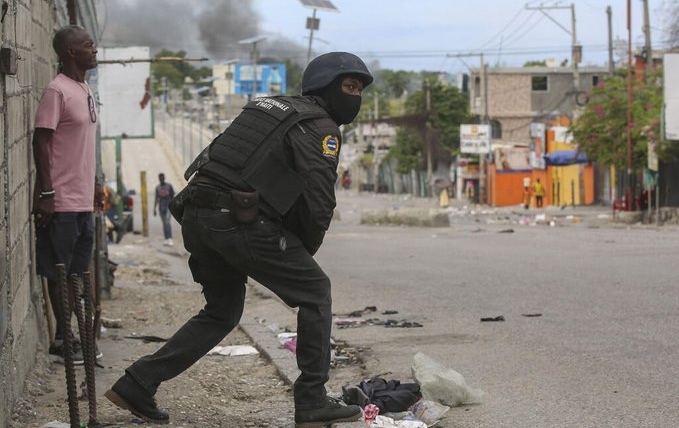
[105,52,373,428]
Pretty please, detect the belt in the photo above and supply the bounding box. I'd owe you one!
[187,186,232,209]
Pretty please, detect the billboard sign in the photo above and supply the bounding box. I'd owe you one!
[529,122,546,169]
[460,124,491,154]
[235,63,287,96]
[98,47,153,139]
[664,53,679,141]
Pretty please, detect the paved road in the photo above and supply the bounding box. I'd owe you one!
[111,121,679,427]
[321,195,679,428]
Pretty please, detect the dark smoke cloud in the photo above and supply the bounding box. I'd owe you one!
[195,0,258,59]
[99,0,307,63]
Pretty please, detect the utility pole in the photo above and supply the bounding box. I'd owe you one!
[445,51,491,204]
[480,52,488,205]
[626,0,634,210]
[238,36,267,101]
[607,6,615,76]
[525,3,580,92]
[642,0,652,78]
[298,0,339,64]
[571,4,580,91]
[425,81,433,197]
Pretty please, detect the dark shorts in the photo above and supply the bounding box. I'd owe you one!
[36,212,94,280]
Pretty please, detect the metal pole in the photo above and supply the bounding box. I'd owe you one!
[571,4,580,91]
[480,53,488,205]
[56,265,80,428]
[115,137,124,221]
[82,273,99,427]
[425,81,433,197]
[642,0,652,74]
[189,117,194,161]
[172,102,177,153]
[141,171,149,237]
[655,176,660,226]
[182,109,186,165]
[252,43,259,100]
[626,0,634,210]
[306,8,317,64]
[607,6,615,76]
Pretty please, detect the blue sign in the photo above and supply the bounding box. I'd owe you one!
[235,63,287,96]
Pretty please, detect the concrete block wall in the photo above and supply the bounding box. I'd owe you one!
[1,1,56,426]
[487,74,532,117]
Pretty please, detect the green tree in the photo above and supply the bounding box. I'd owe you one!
[283,59,304,95]
[404,80,471,156]
[151,49,191,89]
[377,69,411,98]
[390,128,423,173]
[386,78,470,172]
[570,69,669,169]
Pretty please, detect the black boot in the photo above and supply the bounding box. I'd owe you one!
[294,397,362,428]
[104,374,169,424]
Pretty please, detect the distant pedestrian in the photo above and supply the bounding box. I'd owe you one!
[153,173,175,246]
[32,25,101,364]
[522,186,532,209]
[341,170,351,190]
[533,178,545,208]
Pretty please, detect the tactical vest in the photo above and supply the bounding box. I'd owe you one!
[185,96,329,216]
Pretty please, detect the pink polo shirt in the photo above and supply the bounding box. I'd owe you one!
[34,74,97,212]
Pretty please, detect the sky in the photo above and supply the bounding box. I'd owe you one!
[253,0,672,72]
[98,0,673,73]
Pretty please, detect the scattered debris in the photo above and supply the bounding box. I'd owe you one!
[283,337,297,354]
[124,335,167,343]
[384,320,423,328]
[100,317,122,328]
[412,352,483,407]
[480,315,505,322]
[277,332,297,354]
[207,345,259,356]
[333,307,422,329]
[330,339,364,368]
[335,306,377,317]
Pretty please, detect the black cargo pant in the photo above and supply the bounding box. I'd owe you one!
[125,204,332,410]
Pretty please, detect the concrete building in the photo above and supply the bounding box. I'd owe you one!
[469,64,610,144]
[212,60,247,120]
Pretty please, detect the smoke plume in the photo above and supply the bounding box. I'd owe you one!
[99,0,307,63]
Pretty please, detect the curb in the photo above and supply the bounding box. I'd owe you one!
[239,306,370,428]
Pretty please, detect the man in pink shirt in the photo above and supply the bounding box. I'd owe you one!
[32,25,102,364]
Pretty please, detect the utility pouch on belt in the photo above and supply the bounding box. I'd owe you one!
[168,187,190,223]
[230,190,259,223]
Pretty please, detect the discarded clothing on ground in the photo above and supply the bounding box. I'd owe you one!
[124,335,168,343]
[335,305,378,317]
[334,317,423,329]
[342,377,422,413]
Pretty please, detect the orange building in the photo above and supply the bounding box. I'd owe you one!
[485,127,595,207]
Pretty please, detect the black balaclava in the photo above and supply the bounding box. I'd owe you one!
[316,76,362,125]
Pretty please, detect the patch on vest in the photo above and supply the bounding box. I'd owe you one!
[322,135,339,157]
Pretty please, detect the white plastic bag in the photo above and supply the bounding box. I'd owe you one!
[410,399,450,426]
[370,415,427,428]
[411,352,483,407]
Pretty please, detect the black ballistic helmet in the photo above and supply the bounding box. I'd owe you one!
[301,52,373,95]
